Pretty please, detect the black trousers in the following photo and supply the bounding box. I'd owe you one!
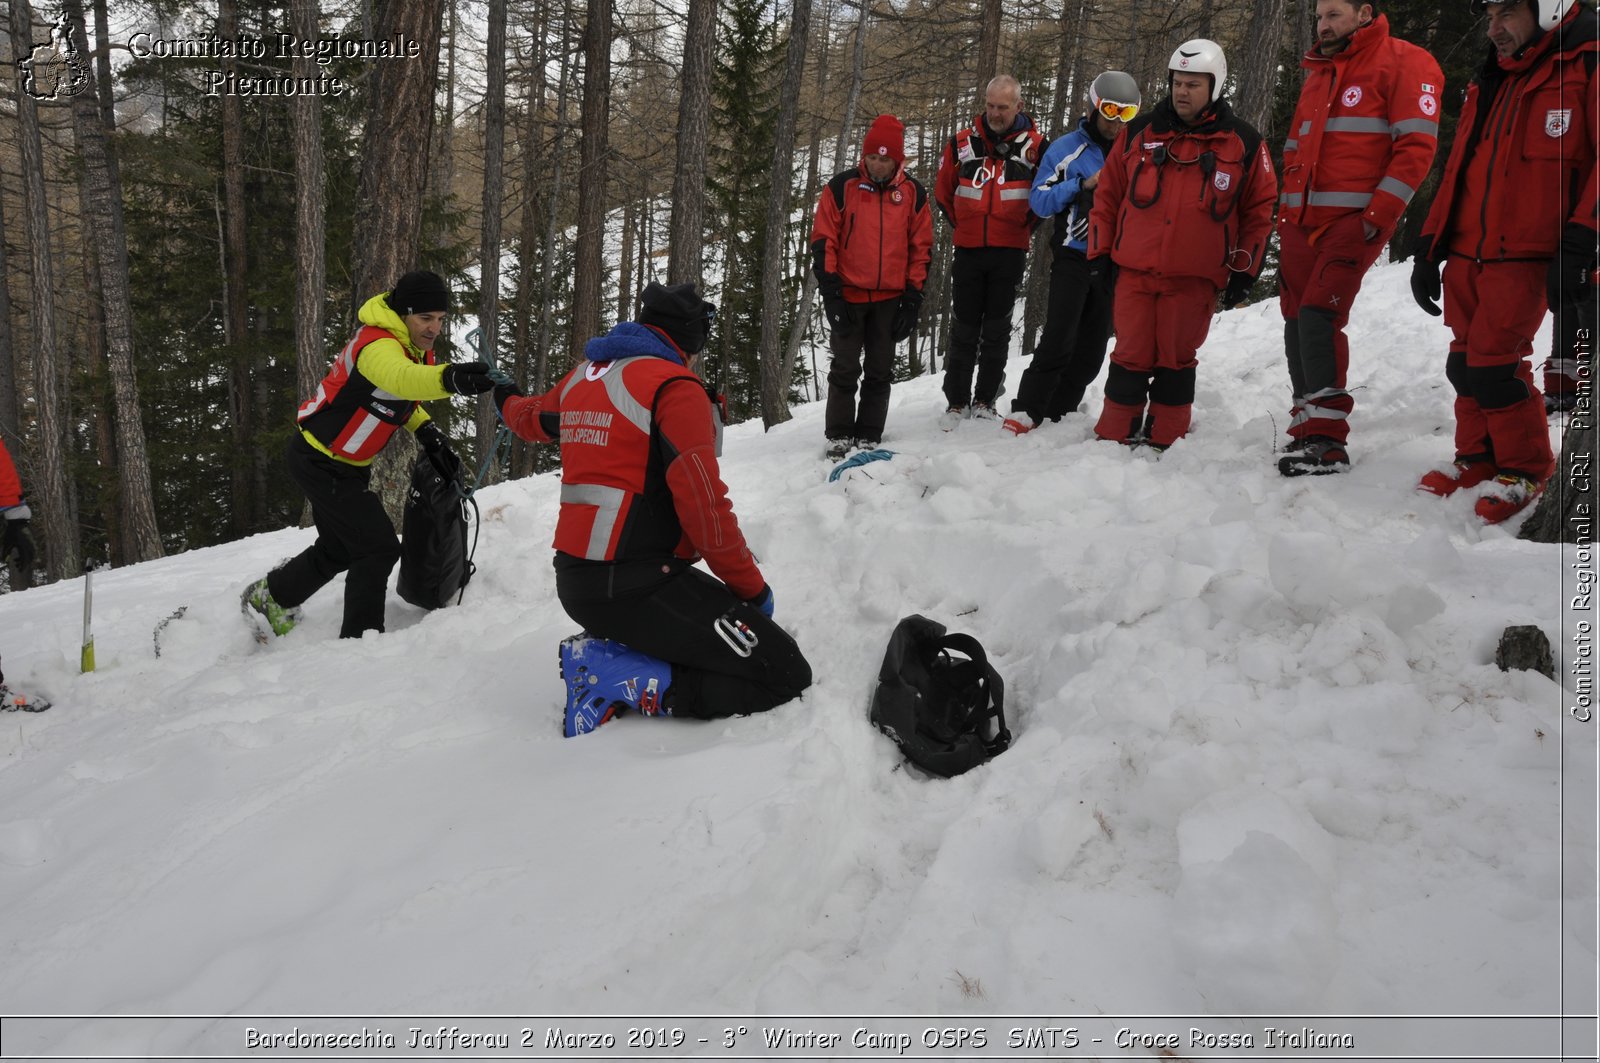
[1012,248,1113,421]
[943,246,1027,408]
[269,435,401,639]
[556,556,812,720]
[825,298,898,444]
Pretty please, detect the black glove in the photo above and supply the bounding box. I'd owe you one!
[817,270,844,300]
[891,287,924,342]
[1221,271,1255,310]
[492,381,523,418]
[440,360,496,396]
[2,516,37,575]
[1549,222,1598,307]
[1410,249,1442,318]
[414,421,462,480]
[1087,257,1116,298]
[822,294,850,332]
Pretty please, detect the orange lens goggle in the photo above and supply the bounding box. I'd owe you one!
[1097,99,1140,122]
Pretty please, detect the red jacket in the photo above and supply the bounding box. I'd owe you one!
[810,162,934,302]
[1088,98,1278,287]
[498,323,766,600]
[1279,15,1445,234]
[935,114,1045,249]
[0,437,21,511]
[1421,5,1599,262]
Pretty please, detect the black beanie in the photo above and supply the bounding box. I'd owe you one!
[637,281,715,355]
[386,270,451,315]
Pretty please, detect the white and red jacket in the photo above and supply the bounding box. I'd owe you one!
[1421,5,1598,262]
[0,437,22,511]
[810,162,934,303]
[1279,14,1445,235]
[935,114,1046,250]
[1089,98,1277,287]
[498,323,765,600]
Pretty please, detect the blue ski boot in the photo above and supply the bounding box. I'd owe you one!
[558,634,674,737]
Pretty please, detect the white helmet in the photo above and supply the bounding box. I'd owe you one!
[1169,38,1228,102]
[1481,0,1576,32]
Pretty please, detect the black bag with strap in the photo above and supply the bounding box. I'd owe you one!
[396,451,475,610]
[870,614,1010,777]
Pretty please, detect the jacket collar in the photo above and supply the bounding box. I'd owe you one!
[584,320,689,366]
[1303,11,1390,66]
[358,292,428,360]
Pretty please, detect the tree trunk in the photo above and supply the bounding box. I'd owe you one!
[1520,412,1596,544]
[536,31,574,394]
[618,198,636,323]
[510,7,550,479]
[1233,0,1289,133]
[475,0,509,485]
[0,167,19,450]
[780,0,837,396]
[570,0,612,360]
[219,0,254,537]
[756,0,813,428]
[667,0,715,287]
[62,0,163,562]
[976,0,1002,87]
[9,0,78,579]
[350,0,446,521]
[292,0,327,412]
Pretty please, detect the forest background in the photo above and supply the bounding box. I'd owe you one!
[0,0,1513,582]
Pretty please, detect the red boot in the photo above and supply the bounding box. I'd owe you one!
[1417,458,1496,497]
[1474,473,1545,525]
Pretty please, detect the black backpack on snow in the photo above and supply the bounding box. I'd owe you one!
[396,451,475,610]
[870,615,1010,778]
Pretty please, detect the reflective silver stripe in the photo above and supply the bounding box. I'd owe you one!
[297,382,327,419]
[560,371,585,402]
[340,412,382,454]
[561,483,628,560]
[1307,190,1372,207]
[1390,118,1439,138]
[1325,117,1391,134]
[1283,138,1298,152]
[955,185,983,200]
[1376,175,1417,204]
[338,334,360,373]
[1298,120,1311,135]
[1281,192,1305,207]
[999,187,1031,201]
[601,362,653,434]
[371,387,404,402]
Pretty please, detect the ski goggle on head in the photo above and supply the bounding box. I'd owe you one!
[1097,99,1140,122]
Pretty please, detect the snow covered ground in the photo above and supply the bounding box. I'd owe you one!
[0,262,1593,1058]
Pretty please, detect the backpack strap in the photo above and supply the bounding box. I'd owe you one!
[935,633,1011,756]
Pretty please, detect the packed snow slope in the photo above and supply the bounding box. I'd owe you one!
[0,262,1592,1025]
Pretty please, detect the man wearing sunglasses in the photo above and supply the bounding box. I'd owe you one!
[1003,71,1142,436]
[1410,0,1596,523]
[934,74,1047,429]
[494,282,813,736]
[1276,0,1444,475]
[1086,40,1277,452]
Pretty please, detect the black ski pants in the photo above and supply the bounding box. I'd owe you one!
[556,556,812,720]
[942,246,1027,409]
[269,435,401,639]
[825,297,898,444]
[1012,247,1113,421]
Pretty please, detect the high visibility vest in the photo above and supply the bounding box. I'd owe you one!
[297,326,435,463]
[552,355,701,562]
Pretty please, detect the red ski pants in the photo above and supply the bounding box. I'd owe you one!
[1441,258,1555,481]
[1278,217,1387,445]
[1093,270,1215,445]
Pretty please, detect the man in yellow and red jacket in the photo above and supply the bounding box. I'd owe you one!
[1276,0,1444,475]
[243,270,498,638]
[1087,40,1277,451]
[934,75,1046,426]
[495,282,812,737]
[1411,0,1597,523]
[811,114,933,459]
